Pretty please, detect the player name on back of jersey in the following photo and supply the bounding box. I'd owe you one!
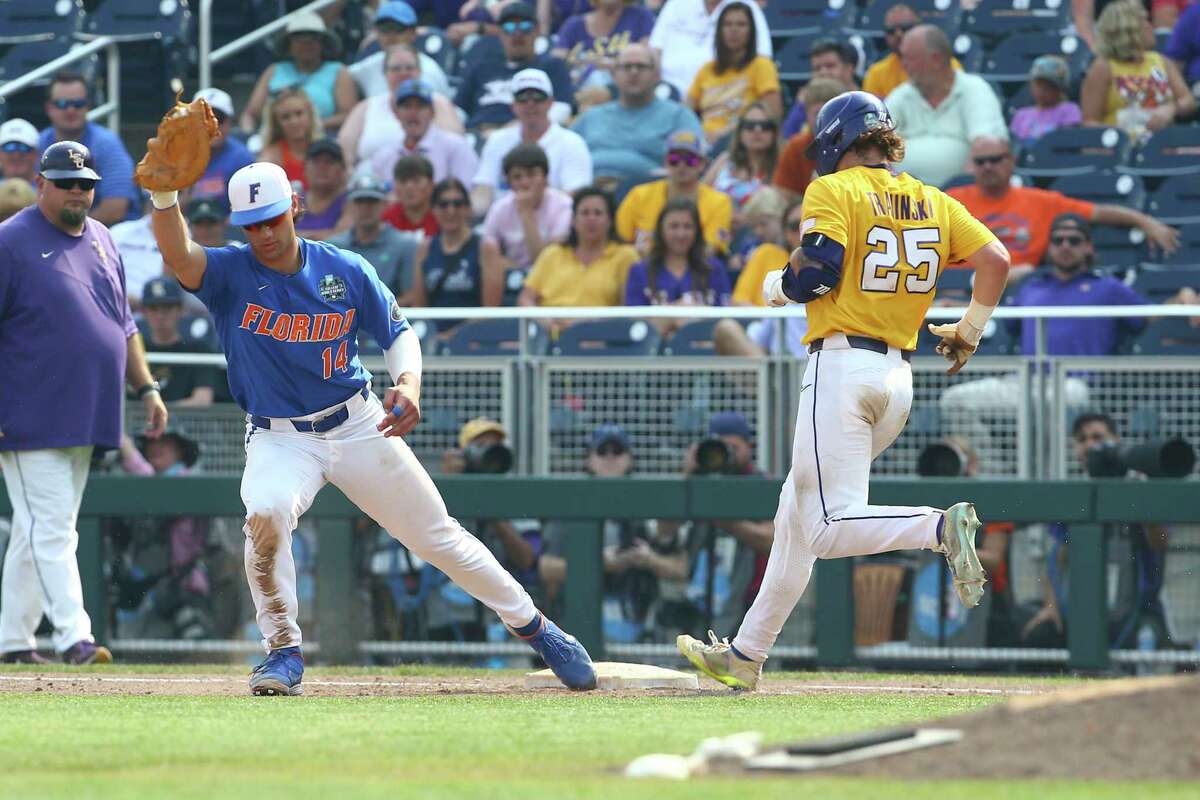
[866,191,932,222]
[238,303,356,343]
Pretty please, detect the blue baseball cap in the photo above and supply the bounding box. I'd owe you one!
[709,412,752,440]
[394,78,433,105]
[142,276,184,306]
[590,424,630,452]
[375,1,417,27]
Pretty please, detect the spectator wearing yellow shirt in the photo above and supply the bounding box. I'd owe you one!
[520,186,639,335]
[616,130,733,256]
[714,198,808,357]
[862,3,961,99]
[686,2,782,145]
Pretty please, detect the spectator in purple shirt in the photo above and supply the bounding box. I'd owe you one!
[0,141,166,666]
[1165,3,1200,86]
[624,197,732,337]
[1009,56,1083,148]
[552,0,656,90]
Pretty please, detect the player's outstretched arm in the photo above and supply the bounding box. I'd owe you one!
[150,199,208,291]
[928,240,1010,375]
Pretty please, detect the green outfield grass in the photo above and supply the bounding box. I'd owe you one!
[0,667,1191,799]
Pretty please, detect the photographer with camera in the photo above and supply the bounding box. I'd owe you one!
[1022,413,1182,649]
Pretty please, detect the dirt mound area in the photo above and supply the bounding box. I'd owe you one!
[826,675,1200,781]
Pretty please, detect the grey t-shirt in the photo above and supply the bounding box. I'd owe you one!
[327,225,421,296]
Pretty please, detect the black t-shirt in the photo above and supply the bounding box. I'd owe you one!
[139,317,221,403]
[454,52,573,129]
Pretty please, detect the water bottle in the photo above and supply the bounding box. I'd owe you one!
[1135,623,1156,676]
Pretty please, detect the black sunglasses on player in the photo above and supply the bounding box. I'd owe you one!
[52,178,97,191]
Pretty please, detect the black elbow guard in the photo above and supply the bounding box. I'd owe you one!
[781,233,844,303]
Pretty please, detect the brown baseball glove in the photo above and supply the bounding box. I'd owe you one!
[135,92,220,192]
[927,322,977,375]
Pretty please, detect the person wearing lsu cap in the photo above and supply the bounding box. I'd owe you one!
[349,1,451,100]
[0,118,39,183]
[0,140,167,666]
[328,174,422,305]
[362,78,479,188]
[138,276,220,407]
[616,129,733,255]
[190,88,254,202]
[1009,55,1083,148]
[471,68,593,214]
[146,162,597,694]
[186,197,235,248]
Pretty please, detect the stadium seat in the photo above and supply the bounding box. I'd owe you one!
[1049,172,1145,210]
[660,319,717,356]
[653,80,681,103]
[764,1,852,37]
[1089,224,1149,268]
[950,32,984,74]
[973,318,1014,355]
[0,0,82,40]
[0,36,74,83]
[417,29,454,75]
[1154,224,1200,268]
[80,0,191,40]
[775,31,875,83]
[939,173,976,191]
[980,32,1090,85]
[1017,126,1129,178]
[1145,175,1200,225]
[551,319,661,356]
[1132,265,1200,302]
[855,0,961,37]
[439,319,523,356]
[963,0,1071,41]
[1120,126,1200,179]
[1133,317,1200,355]
[936,268,974,303]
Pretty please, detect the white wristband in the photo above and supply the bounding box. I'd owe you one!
[151,190,178,210]
[958,298,996,347]
[762,270,790,307]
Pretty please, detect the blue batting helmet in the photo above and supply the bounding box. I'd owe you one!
[38,140,101,181]
[804,91,895,177]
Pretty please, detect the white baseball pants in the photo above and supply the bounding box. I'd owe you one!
[732,335,943,662]
[0,447,96,654]
[241,389,537,651]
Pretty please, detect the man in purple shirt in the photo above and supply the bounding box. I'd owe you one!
[1007,213,1148,356]
[0,142,167,665]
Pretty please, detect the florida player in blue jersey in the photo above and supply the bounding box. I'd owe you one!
[147,162,596,695]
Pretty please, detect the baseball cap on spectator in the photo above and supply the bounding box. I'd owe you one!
[347,174,388,201]
[228,162,293,225]
[589,424,630,452]
[510,68,552,99]
[709,411,753,440]
[0,118,38,151]
[458,418,507,449]
[395,79,434,105]
[186,197,226,223]
[1049,212,1091,239]
[1029,55,1070,92]
[306,138,344,162]
[142,276,184,307]
[193,87,234,120]
[498,2,537,24]
[666,130,704,157]
[375,1,417,27]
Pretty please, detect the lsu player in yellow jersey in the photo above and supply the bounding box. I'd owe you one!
[678,91,1011,690]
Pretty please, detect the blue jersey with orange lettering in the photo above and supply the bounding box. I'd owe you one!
[189,239,410,417]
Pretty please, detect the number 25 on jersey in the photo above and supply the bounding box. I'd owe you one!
[322,340,349,379]
[861,226,940,294]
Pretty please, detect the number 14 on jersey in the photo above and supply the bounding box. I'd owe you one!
[322,340,349,379]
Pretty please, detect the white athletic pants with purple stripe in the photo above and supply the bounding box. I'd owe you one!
[733,336,943,662]
[240,389,537,652]
[0,447,96,654]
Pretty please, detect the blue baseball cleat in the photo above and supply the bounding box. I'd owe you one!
[513,615,597,690]
[249,646,304,696]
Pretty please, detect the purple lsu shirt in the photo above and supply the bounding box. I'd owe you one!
[1009,269,1147,356]
[0,205,137,450]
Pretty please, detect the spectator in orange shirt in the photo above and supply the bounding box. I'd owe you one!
[771,77,849,200]
[945,136,1178,281]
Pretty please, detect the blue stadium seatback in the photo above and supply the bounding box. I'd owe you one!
[551,319,661,357]
[1132,266,1200,302]
[0,36,74,83]
[653,80,681,103]
[1145,175,1200,225]
[775,31,875,83]
[1050,172,1145,211]
[660,319,717,356]
[981,32,1090,85]
[440,318,523,356]
[1121,126,1200,179]
[81,0,191,41]
[0,0,82,40]
[935,267,974,303]
[1133,318,1200,355]
[765,1,853,37]
[972,318,1013,355]
[1089,224,1150,268]
[963,0,1071,41]
[950,32,984,74]
[855,0,961,38]
[417,30,454,74]
[939,172,975,191]
[1018,126,1129,177]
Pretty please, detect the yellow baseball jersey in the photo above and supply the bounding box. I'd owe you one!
[800,166,996,351]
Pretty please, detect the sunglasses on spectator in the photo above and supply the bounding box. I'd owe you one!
[1050,234,1086,247]
[51,98,88,110]
[595,443,627,457]
[667,151,702,167]
[618,62,655,73]
[436,197,469,209]
[741,119,776,132]
[887,22,916,35]
[241,212,288,232]
[2,142,33,153]
[514,91,549,104]
[501,20,536,34]
[51,178,96,191]
[973,154,1008,166]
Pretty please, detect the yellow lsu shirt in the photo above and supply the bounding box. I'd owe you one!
[800,166,996,351]
[615,180,733,254]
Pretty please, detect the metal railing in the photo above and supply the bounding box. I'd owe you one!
[198,0,343,90]
[0,35,120,134]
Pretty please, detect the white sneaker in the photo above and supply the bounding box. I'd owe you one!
[939,502,987,608]
[676,631,762,690]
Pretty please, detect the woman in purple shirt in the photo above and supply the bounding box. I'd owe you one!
[553,0,655,88]
[624,197,731,336]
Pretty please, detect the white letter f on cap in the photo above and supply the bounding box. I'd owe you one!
[228,162,293,227]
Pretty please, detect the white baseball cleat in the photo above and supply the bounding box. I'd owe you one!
[939,502,987,608]
[676,631,762,690]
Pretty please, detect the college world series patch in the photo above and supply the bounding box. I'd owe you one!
[318,274,347,302]
[390,300,403,322]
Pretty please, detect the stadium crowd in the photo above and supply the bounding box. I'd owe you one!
[1,0,1198,656]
